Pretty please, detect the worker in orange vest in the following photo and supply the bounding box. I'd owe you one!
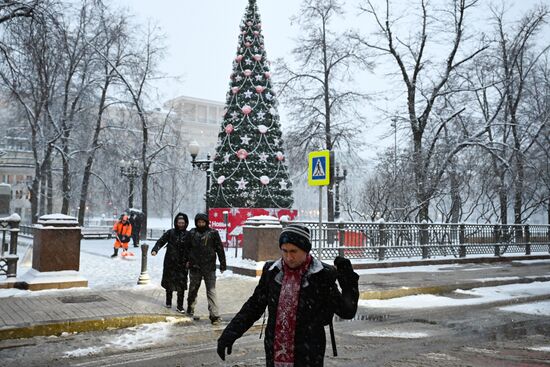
[111,214,133,258]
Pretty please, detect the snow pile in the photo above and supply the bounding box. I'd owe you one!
[359,281,550,310]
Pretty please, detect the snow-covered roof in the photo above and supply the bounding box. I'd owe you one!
[0,213,21,222]
[37,214,79,226]
[244,215,282,228]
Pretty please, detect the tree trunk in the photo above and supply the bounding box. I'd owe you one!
[450,169,461,223]
[77,76,110,226]
[46,159,53,214]
[30,177,39,224]
[61,140,70,214]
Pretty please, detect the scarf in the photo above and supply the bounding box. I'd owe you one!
[273,255,312,367]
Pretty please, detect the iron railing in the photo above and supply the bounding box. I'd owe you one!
[0,214,20,278]
[20,225,165,241]
[17,221,550,262]
[285,221,550,260]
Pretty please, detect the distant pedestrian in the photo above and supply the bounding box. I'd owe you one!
[111,214,132,258]
[129,212,142,248]
[184,213,226,325]
[151,213,189,312]
[217,224,359,366]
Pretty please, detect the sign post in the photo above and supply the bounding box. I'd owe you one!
[308,150,330,258]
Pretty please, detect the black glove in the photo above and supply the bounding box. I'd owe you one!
[334,256,353,273]
[334,256,357,287]
[217,335,233,361]
[220,263,227,272]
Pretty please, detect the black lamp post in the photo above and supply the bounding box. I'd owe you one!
[119,159,140,209]
[188,140,213,214]
[334,165,347,220]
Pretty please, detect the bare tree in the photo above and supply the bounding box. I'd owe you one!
[277,0,369,222]
[0,1,62,222]
[355,0,489,222]
[76,2,130,225]
[493,5,549,224]
[0,0,37,24]
[91,22,167,237]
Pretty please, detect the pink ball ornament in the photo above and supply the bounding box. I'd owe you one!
[258,124,268,134]
[231,86,240,94]
[247,21,253,26]
[260,176,270,185]
[237,149,249,160]
[276,151,284,161]
[241,105,252,115]
[264,72,271,79]
[257,23,262,29]
[243,69,252,77]
[235,55,243,62]
[253,54,262,61]
[225,124,234,134]
[255,85,265,93]
[253,31,260,36]
[244,42,252,48]
[217,176,226,185]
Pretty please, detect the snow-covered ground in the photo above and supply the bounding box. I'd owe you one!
[2,239,550,321]
[359,282,550,314]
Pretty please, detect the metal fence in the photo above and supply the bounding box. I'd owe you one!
[288,221,550,260]
[20,225,165,241]
[1,216,20,278]
[17,221,550,262]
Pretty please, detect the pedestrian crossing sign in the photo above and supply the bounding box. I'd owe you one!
[308,150,330,186]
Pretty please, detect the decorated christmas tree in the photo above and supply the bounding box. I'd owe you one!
[208,0,293,209]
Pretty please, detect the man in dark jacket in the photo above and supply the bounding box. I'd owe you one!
[184,213,226,324]
[217,224,359,366]
[151,213,189,312]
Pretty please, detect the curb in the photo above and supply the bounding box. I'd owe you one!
[359,275,550,300]
[0,314,191,341]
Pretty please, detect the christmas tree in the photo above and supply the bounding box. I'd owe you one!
[208,0,293,209]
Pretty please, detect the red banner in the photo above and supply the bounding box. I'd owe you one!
[209,207,298,248]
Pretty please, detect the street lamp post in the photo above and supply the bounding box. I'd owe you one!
[334,165,347,220]
[188,140,213,215]
[119,159,141,209]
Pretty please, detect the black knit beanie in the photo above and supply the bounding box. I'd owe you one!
[279,224,312,253]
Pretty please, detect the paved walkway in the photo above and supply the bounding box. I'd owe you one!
[0,256,549,341]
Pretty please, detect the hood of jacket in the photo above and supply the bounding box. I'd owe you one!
[194,212,209,231]
[174,212,189,231]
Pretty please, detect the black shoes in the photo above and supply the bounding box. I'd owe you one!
[211,317,222,325]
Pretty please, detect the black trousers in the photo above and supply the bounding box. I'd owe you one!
[165,290,185,310]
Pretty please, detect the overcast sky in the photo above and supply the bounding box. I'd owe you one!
[112,0,303,103]
[110,0,548,161]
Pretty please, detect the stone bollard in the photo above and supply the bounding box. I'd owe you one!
[242,215,282,261]
[137,243,150,285]
[17,214,87,290]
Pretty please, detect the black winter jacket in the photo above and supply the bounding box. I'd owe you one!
[219,257,359,367]
[151,213,189,291]
[184,227,226,273]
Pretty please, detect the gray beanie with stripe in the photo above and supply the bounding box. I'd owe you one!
[279,224,311,253]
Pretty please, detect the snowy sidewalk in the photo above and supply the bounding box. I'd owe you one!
[0,238,549,340]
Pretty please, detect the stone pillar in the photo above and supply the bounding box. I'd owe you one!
[17,214,88,290]
[242,216,282,262]
[0,183,11,216]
